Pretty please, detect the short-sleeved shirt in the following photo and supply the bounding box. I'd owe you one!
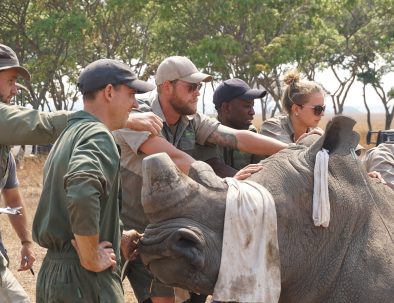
[364,142,394,191]
[259,115,322,144]
[113,95,220,231]
[0,151,18,190]
[0,149,19,268]
[217,125,262,170]
[33,110,122,261]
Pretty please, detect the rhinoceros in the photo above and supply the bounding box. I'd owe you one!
[138,116,394,303]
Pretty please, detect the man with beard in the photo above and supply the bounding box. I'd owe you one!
[114,56,288,303]
[0,43,35,303]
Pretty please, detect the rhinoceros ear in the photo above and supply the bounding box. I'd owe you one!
[309,115,360,156]
[188,161,228,191]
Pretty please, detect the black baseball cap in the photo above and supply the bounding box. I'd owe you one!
[213,78,266,109]
[0,44,31,81]
[77,59,155,95]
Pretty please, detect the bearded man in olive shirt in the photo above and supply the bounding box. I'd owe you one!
[32,59,155,303]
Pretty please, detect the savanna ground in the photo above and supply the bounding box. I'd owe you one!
[0,113,389,302]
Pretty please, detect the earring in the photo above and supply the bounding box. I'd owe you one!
[295,113,299,117]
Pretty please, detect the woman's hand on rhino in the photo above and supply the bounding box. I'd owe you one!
[121,230,142,261]
[233,163,263,180]
[367,171,387,185]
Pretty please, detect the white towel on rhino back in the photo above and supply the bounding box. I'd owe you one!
[213,178,281,303]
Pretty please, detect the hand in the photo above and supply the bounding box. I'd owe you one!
[233,163,263,180]
[367,171,387,185]
[127,112,163,136]
[121,230,142,261]
[18,241,35,271]
[71,239,116,272]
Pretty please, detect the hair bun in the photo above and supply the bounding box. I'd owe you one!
[283,69,300,86]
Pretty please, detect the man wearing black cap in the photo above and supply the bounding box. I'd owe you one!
[32,58,155,303]
[212,78,266,170]
[0,43,35,303]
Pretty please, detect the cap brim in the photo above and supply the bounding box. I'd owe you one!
[16,82,29,92]
[239,89,267,100]
[126,79,156,94]
[0,66,31,81]
[180,72,212,83]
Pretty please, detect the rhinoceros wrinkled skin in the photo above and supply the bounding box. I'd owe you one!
[139,116,394,303]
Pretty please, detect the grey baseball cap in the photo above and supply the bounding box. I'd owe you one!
[0,44,31,81]
[213,78,266,109]
[155,56,212,85]
[77,59,155,94]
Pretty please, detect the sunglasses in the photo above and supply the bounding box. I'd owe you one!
[299,104,326,116]
[171,80,202,93]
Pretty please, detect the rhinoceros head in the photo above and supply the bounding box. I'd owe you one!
[139,116,394,299]
[139,152,228,293]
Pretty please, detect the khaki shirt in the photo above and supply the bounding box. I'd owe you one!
[259,115,299,143]
[364,142,394,191]
[218,125,262,170]
[113,95,219,231]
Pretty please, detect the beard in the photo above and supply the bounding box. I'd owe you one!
[169,91,197,116]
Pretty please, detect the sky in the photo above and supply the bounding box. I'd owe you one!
[139,69,394,116]
[53,67,394,116]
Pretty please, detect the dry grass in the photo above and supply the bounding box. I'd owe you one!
[0,156,137,303]
[0,112,389,302]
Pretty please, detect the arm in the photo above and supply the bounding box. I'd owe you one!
[2,187,35,271]
[0,103,68,145]
[71,235,116,272]
[206,124,288,156]
[139,136,195,174]
[364,144,394,190]
[125,112,163,136]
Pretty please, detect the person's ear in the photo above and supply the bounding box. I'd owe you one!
[103,84,113,100]
[292,103,300,116]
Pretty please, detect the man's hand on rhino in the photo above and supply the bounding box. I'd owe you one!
[127,112,163,136]
[233,163,263,180]
[367,170,387,185]
[121,229,142,261]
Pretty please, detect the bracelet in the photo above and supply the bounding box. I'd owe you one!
[21,240,32,245]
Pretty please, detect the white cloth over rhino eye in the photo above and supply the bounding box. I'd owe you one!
[313,148,330,227]
[213,178,281,303]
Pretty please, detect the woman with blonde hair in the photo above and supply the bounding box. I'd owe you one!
[260,70,325,142]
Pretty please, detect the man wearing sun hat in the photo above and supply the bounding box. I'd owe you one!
[115,56,288,303]
[212,78,267,170]
[0,43,35,303]
[32,58,155,303]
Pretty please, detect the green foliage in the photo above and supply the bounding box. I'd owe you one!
[0,0,393,118]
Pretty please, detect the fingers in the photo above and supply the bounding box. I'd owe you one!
[129,112,163,136]
[367,171,387,184]
[121,230,142,260]
[234,164,263,180]
[18,244,35,271]
[18,254,35,271]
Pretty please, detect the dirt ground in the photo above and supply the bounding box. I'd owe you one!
[0,156,137,303]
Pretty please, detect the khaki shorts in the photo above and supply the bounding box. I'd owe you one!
[124,257,174,303]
